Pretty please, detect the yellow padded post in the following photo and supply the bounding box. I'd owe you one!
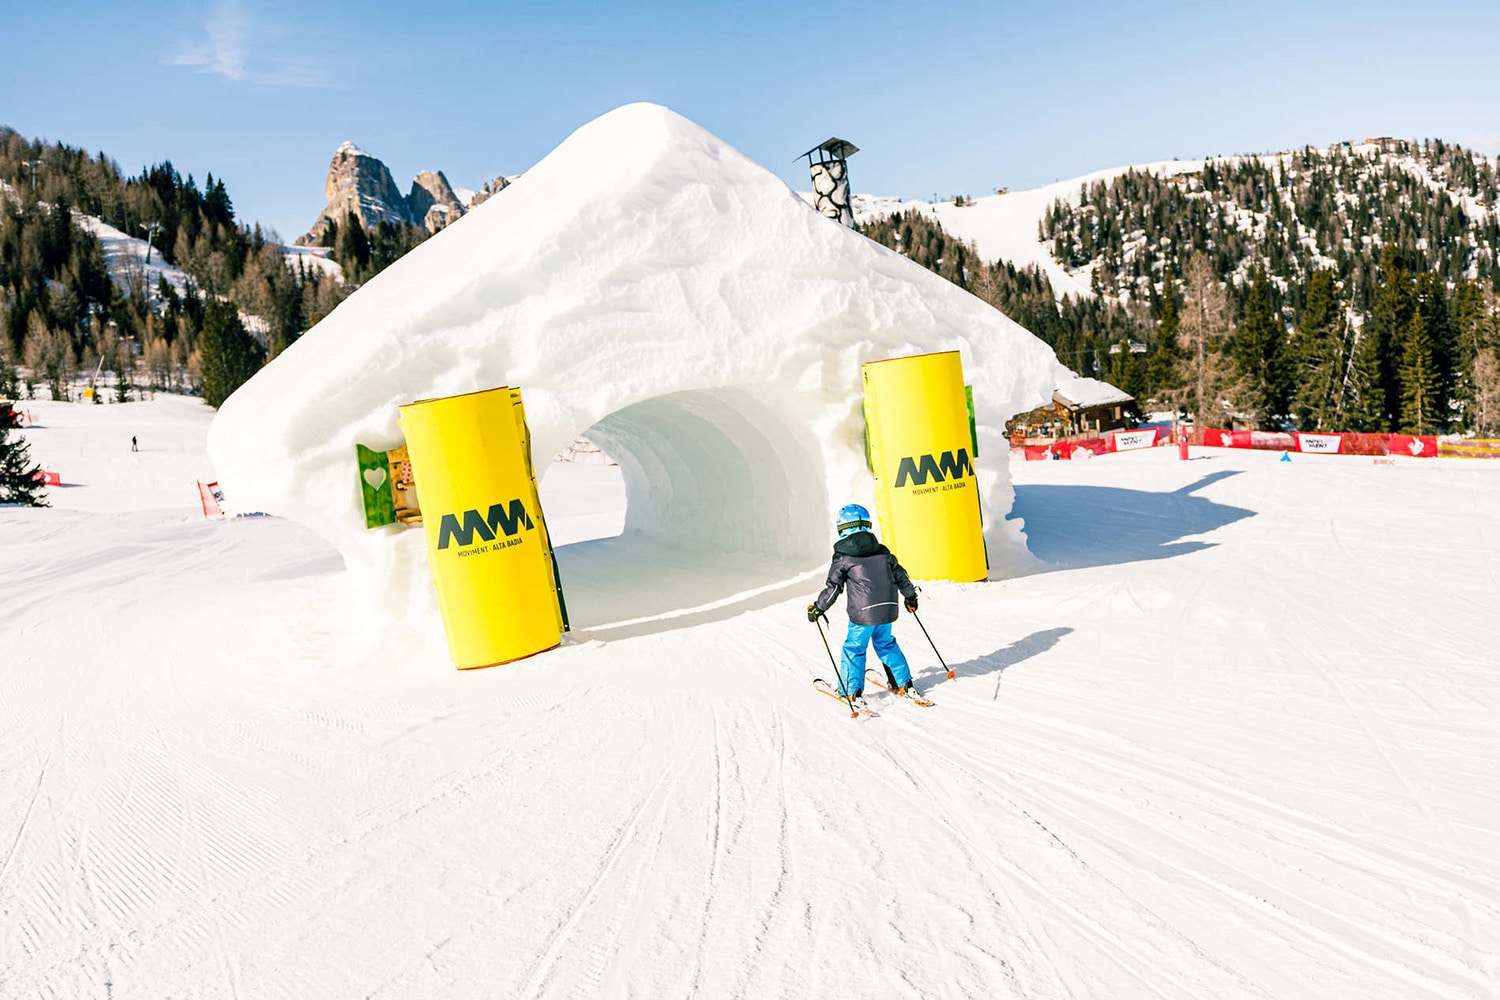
[400,386,563,668]
[862,351,987,582]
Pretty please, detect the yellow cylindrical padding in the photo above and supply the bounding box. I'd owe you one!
[863,351,987,582]
[400,386,561,668]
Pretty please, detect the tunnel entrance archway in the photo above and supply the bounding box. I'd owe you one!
[549,387,829,630]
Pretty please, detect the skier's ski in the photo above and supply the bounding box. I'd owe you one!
[865,669,935,707]
[813,678,879,717]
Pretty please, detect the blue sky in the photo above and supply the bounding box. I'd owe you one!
[4,0,1499,242]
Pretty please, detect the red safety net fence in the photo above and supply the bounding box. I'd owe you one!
[1008,426,1500,460]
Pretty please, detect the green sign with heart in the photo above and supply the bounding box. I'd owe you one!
[356,443,397,528]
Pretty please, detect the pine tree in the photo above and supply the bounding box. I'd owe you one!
[1450,280,1489,429]
[0,402,48,506]
[1108,338,1146,404]
[112,361,132,404]
[199,300,264,408]
[336,210,371,277]
[1398,310,1440,433]
[1345,325,1387,431]
[1368,245,1414,429]
[1413,270,1455,428]
[0,314,18,399]
[1234,269,1291,428]
[1291,269,1348,429]
[1147,277,1183,404]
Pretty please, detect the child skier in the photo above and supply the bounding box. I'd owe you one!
[807,503,920,711]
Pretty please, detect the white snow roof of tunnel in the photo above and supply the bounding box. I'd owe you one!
[1053,375,1135,410]
[206,103,1070,619]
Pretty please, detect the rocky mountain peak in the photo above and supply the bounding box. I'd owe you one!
[408,170,464,234]
[468,175,510,208]
[297,144,509,246]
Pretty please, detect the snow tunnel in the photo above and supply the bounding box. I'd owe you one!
[549,386,830,628]
[204,102,1071,643]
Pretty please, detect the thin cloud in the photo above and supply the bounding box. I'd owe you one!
[166,1,337,89]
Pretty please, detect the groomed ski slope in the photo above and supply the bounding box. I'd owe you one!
[3,397,1497,998]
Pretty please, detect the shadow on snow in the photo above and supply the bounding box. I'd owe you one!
[1009,470,1253,573]
[911,626,1075,698]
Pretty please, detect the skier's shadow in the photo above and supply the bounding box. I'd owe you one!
[914,626,1074,697]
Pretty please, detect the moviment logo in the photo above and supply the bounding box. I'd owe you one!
[894,449,973,488]
[437,498,535,550]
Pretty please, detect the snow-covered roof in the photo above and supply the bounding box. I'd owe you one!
[1053,375,1134,410]
[208,103,1069,606]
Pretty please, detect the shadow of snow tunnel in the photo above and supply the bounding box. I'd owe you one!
[542,387,830,633]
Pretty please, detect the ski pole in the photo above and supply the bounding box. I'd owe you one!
[910,609,955,680]
[815,614,859,718]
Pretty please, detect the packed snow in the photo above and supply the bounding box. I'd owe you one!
[4,394,1498,998]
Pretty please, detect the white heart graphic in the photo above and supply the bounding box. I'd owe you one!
[364,467,388,491]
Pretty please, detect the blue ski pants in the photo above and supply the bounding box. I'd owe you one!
[840,622,911,695]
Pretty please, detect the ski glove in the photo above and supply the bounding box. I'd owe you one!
[806,604,823,622]
[905,597,918,613]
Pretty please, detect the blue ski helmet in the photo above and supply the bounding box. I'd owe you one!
[836,503,873,538]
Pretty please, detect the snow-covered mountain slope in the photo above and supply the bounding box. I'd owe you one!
[5,396,1497,998]
[1,179,343,297]
[280,243,343,282]
[843,161,1204,299]
[850,140,1500,302]
[72,214,195,300]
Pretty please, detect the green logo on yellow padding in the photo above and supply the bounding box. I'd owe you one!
[437,499,535,550]
[894,449,973,488]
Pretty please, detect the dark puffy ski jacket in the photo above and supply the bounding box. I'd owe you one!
[813,531,916,625]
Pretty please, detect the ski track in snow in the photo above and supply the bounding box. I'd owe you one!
[3,399,1499,998]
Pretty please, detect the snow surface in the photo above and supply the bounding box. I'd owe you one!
[1053,374,1135,410]
[207,103,1070,625]
[281,244,344,282]
[6,396,1498,998]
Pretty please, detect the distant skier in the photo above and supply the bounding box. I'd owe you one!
[131,435,138,452]
[807,504,920,711]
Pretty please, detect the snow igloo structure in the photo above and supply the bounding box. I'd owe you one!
[207,103,1069,627]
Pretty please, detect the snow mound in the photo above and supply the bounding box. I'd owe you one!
[207,103,1067,622]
